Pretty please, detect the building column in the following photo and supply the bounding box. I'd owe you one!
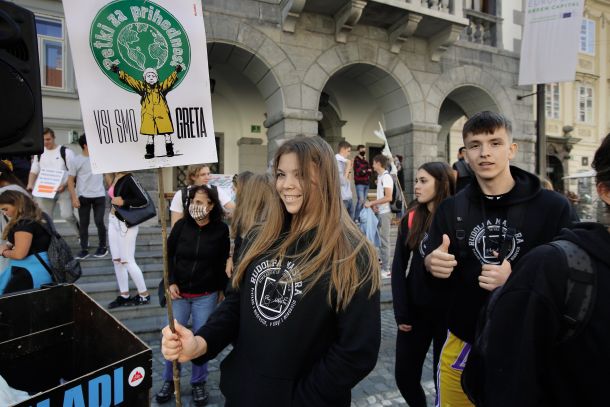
[264,108,323,163]
[386,122,441,200]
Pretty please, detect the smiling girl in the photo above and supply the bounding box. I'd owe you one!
[161,136,381,406]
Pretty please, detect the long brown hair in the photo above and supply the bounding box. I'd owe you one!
[230,173,277,239]
[405,162,455,249]
[0,190,43,240]
[232,136,380,311]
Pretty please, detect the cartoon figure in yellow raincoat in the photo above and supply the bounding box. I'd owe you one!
[111,64,182,159]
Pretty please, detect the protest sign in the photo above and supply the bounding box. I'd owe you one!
[32,168,65,199]
[63,0,217,173]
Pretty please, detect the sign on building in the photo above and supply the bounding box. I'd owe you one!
[63,0,217,173]
[519,0,585,85]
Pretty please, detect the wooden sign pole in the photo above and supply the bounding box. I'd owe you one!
[157,167,182,407]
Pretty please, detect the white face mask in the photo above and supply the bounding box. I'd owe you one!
[188,204,209,221]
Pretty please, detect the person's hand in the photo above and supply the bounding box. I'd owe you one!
[372,205,379,213]
[169,284,182,300]
[425,234,457,278]
[111,196,124,206]
[217,291,225,304]
[479,254,512,291]
[26,184,34,192]
[56,184,66,193]
[364,201,372,209]
[0,244,10,254]
[71,197,80,209]
[398,324,412,332]
[161,320,205,363]
[175,64,183,73]
[111,64,119,73]
[225,257,233,278]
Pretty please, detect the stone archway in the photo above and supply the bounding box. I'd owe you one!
[205,16,294,162]
[303,46,424,194]
[436,85,500,162]
[205,40,287,173]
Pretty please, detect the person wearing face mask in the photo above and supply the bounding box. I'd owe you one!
[155,184,230,406]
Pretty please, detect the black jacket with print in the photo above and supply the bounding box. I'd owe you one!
[424,166,574,343]
[193,233,381,406]
[167,217,229,294]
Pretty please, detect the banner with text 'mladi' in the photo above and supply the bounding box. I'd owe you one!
[63,0,217,174]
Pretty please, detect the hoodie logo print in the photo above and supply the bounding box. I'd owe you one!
[469,218,524,264]
[250,259,303,327]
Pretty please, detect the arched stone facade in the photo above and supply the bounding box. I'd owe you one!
[202,8,533,197]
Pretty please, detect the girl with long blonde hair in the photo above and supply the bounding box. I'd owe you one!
[161,136,381,406]
[224,172,277,277]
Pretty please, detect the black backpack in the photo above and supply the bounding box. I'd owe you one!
[461,239,597,405]
[390,175,403,214]
[34,213,82,284]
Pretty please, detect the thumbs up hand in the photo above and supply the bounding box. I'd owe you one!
[425,234,457,278]
[479,252,512,291]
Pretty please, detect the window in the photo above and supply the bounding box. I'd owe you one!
[545,83,560,120]
[577,84,593,123]
[579,18,595,54]
[36,16,65,89]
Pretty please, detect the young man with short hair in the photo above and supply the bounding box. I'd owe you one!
[27,127,79,233]
[353,144,372,221]
[424,111,574,406]
[366,154,393,278]
[335,141,354,218]
[68,134,108,259]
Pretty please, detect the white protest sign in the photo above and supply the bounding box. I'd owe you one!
[32,168,65,199]
[519,0,584,85]
[209,174,236,203]
[63,0,217,173]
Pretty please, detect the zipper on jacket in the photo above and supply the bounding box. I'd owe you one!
[188,228,202,289]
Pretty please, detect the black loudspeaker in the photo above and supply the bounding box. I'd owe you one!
[0,1,43,155]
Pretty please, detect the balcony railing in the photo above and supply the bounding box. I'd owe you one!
[461,8,502,48]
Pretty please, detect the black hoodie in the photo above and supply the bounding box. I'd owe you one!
[481,222,610,407]
[193,233,381,406]
[425,166,574,343]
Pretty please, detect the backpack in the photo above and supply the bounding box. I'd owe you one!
[37,145,68,171]
[461,239,597,405]
[390,175,403,214]
[34,213,82,284]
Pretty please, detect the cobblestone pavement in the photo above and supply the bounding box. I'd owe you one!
[149,309,436,407]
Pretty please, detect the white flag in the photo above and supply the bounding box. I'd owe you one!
[519,0,584,86]
[373,122,397,175]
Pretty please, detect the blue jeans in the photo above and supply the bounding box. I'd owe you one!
[343,199,354,220]
[162,292,218,384]
[355,184,369,221]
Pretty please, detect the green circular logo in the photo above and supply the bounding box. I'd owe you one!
[90,0,190,92]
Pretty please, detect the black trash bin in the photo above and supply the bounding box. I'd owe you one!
[0,284,152,406]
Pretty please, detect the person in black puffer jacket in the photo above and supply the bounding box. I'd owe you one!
[477,133,610,407]
[155,184,229,406]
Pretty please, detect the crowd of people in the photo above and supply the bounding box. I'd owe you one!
[159,111,609,407]
[0,111,609,406]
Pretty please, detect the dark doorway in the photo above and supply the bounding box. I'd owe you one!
[547,155,564,193]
